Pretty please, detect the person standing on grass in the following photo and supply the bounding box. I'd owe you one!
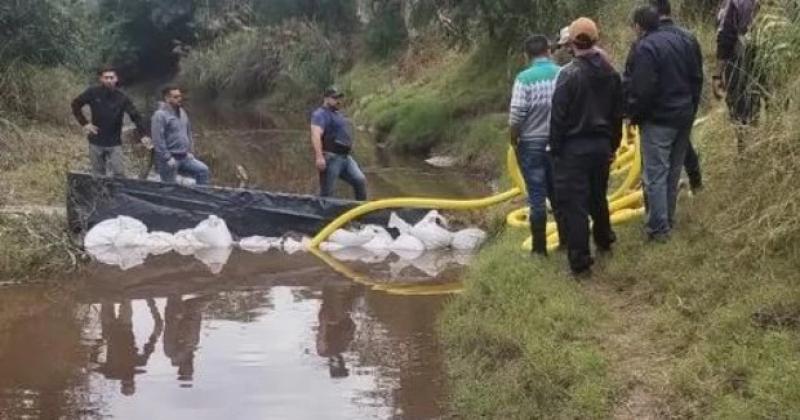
[649,0,705,194]
[550,17,623,277]
[310,87,367,201]
[714,0,760,153]
[626,6,702,242]
[509,34,564,256]
[151,86,211,186]
[71,67,150,178]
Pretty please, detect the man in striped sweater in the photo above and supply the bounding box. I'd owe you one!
[509,34,564,256]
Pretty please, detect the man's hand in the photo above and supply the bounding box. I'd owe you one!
[315,155,327,172]
[140,136,153,150]
[186,152,195,160]
[83,124,99,135]
[167,157,178,168]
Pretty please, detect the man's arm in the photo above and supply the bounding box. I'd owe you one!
[123,96,149,138]
[628,43,658,125]
[150,112,171,162]
[610,73,624,153]
[691,36,705,113]
[549,69,573,157]
[311,124,326,171]
[71,88,96,134]
[508,79,529,145]
[186,113,194,153]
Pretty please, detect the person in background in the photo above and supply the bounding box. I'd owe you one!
[151,86,211,185]
[626,6,703,242]
[509,34,564,256]
[714,0,760,153]
[71,66,150,178]
[649,0,705,194]
[552,27,574,66]
[310,87,368,201]
[550,18,623,277]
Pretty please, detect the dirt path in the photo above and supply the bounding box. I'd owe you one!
[585,282,672,420]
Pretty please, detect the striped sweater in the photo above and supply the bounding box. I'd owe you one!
[509,57,561,149]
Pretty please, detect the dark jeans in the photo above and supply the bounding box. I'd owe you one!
[319,152,367,201]
[641,123,691,236]
[684,140,702,189]
[158,155,211,185]
[554,150,613,273]
[517,141,566,249]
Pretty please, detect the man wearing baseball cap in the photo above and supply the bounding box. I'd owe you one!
[310,87,367,201]
[550,17,624,277]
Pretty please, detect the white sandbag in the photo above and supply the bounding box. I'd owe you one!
[86,245,149,271]
[145,232,175,255]
[451,228,487,250]
[388,212,413,234]
[173,229,205,255]
[409,251,455,277]
[392,247,425,261]
[453,251,476,266]
[194,246,233,274]
[328,227,376,248]
[330,247,374,262]
[409,211,453,250]
[282,237,309,255]
[361,226,394,250]
[239,236,281,253]
[193,215,233,248]
[320,241,346,252]
[391,233,426,252]
[84,216,148,248]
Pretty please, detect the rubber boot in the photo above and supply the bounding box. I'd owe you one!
[531,218,548,256]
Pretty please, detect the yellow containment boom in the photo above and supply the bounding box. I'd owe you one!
[310,125,645,255]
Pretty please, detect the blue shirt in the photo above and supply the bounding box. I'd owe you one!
[311,106,354,154]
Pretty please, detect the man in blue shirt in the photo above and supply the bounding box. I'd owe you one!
[310,87,367,201]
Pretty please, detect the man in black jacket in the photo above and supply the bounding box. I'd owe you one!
[550,17,623,277]
[71,67,149,177]
[649,0,704,193]
[626,6,703,242]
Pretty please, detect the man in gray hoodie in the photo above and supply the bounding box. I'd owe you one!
[150,86,210,185]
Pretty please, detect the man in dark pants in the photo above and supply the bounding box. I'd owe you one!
[71,67,150,177]
[649,0,704,193]
[550,18,623,277]
[627,6,703,242]
[310,87,367,201]
[509,34,563,256]
[714,0,760,153]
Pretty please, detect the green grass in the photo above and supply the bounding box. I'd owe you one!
[0,213,82,282]
[440,230,614,419]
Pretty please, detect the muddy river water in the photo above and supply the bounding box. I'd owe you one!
[0,110,491,419]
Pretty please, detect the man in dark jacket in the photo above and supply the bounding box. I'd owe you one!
[71,67,149,177]
[649,0,704,193]
[550,17,623,277]
[627,6,703,242]
[715,0,760,152]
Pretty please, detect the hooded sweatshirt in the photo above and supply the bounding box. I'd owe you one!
[151,102,193,162]
[549,51,623,157]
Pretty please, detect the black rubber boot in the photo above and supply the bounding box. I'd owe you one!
[531,218,548,256]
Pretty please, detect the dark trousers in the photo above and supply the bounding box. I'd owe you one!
[554,150,613,273]
[684,140,702,189]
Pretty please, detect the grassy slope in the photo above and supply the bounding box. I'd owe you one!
[433,3,800,419]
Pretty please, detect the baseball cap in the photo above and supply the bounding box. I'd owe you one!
[569,17,600,47]
[323,86,344,99]
[557,26,570,46]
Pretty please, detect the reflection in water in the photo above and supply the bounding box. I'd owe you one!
[316,284,358,379]
[94,299,163,396]
[163,295,209,384]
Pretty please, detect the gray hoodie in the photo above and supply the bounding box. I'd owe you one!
[151,102,193,162]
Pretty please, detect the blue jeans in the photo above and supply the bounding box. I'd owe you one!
[516,141,555,224]
[319,152,367,201]
[641,123,691,236]
[158,155,211,186]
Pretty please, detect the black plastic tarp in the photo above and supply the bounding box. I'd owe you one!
[67,172,425,238]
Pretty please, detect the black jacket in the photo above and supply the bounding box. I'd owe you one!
[626,20,704,128]
[71,86,147,147]
[550,52,623,157]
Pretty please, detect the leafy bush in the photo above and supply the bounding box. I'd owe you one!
[364,1,409,58]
